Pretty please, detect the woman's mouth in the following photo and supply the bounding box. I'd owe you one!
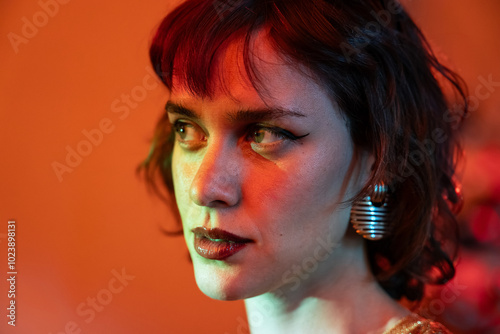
[192,227,253,260]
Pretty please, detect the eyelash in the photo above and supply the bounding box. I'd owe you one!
[171,119,309,151]
[246,124,308,143]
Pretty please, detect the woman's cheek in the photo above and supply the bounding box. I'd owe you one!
[245,162,301,206]
[172,156,196,221]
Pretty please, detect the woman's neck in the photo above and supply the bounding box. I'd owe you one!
[243,236,410,334]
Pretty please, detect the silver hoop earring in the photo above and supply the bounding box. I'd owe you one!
[350,182,391,240]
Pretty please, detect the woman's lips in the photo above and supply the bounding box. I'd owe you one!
[192,227,253,260]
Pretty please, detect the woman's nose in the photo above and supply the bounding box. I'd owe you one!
[189,143,242,208]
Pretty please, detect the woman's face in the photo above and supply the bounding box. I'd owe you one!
[167,34,371,300]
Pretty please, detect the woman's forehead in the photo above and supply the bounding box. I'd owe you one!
[171,30,330,111]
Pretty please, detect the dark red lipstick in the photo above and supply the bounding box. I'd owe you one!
[192,227,253,260]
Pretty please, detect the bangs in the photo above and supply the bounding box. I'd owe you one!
[150,1,267,98]
[149,0,349,99]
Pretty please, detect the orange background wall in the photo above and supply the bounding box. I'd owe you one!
[1,1,499,333]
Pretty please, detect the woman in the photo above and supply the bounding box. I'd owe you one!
[142,0,467,332]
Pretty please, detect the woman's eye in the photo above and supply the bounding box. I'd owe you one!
[247,125,309,149]
[250,128,286,144]
[173,121,206,148]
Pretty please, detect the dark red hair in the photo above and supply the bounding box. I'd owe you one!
[142,0,467,302]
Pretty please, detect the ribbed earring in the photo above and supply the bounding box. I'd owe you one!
[350,182,391,240]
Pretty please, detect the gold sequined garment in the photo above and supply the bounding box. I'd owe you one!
[383,314,453,334]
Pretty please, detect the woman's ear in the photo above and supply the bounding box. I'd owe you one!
[358,148,376,191]
[339,147,375,202]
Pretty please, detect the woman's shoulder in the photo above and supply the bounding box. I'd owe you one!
[383,313,453,334]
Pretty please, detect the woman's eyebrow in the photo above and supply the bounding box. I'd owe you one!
[165,101,307,122]
[165,101,199,118]
[228,108,307,123]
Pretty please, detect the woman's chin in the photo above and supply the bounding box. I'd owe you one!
[192,260,263,301]
[197,283,243,301]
